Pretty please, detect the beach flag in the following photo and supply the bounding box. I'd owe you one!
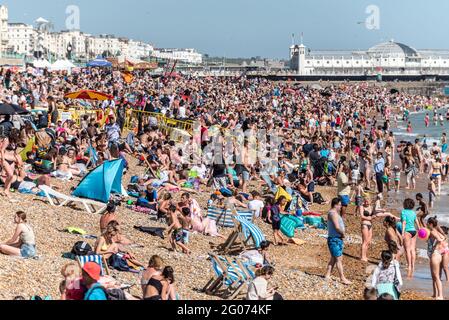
[122,71,134,84]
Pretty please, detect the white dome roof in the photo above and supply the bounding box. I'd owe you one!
[368,41,418,58]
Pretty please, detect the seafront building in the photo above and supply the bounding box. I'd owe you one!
[0,4,202,65]
[290,40,449,76]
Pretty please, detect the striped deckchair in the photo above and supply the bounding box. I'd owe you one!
[214,215,266,255]
[76,255,110,276]
[203,254,256,300]
[207,207,253,228]
[234,216,266,249]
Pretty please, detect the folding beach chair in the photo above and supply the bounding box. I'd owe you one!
[76,254,110,276]
[202,254,231,295]
[214,215,266,255]
[202,254,256,300]
[39,185,107,214]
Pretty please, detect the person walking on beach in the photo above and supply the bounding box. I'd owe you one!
[374,152,385,197]
[337,162,352,218]
[268,196,287,246]
[424,113,430,128]
[401,198,418,279]
[325,198,352,285]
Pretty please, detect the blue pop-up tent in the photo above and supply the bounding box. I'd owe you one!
[72,159,124,203]
[87,56,112,68]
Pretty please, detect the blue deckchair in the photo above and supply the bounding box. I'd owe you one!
[207,207,253,228]
[203,254,255,300]
[76,254,109,276]
[234,216,266,249]
[215,215,266,255]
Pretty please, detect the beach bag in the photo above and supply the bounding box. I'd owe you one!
[104,288,127,300]
[220,187,233,197]
[108,253,130,272]
[71,241,93,256]
[313,193,325,204]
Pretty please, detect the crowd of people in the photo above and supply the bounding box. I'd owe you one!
[0,66,448,300]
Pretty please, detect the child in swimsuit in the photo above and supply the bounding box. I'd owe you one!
[167,205,191,255]
[392,165,401,193]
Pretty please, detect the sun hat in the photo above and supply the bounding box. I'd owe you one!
[82,262,101,281]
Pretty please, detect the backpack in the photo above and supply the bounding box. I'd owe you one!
[71,241,93,256]
[87,286,127,301]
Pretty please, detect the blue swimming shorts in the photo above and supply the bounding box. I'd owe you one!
[328,237,344,258]
[339,195,350,207]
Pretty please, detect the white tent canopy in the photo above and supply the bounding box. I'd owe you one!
[115,56,144,64]
[50,59,76,72]
[32,59,51,69]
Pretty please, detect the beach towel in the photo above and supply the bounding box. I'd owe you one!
[280,214,305,238]
[126,205,157,215]
[20,137,35,162]
[289,238,306,246]
[304,216,327,229]
[134,226,165,239]
[65,227,87,235]
[275,187,292,202]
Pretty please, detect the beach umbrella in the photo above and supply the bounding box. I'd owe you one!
[64,90,113,101]
[0,103,29,115]
[87,57,112,68]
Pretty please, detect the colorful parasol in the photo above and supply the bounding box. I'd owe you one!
[64,90,113,101]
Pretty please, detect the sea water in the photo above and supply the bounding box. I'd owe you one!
[388,106,449,297]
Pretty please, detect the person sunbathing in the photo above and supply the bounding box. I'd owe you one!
[95,224,143,267]
[0,211,36,258]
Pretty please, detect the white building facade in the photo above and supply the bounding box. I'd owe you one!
[152,48,202,64]
[7,23,35,55]
[0,6,8,53]
[0,5,198,63]
[290,40,449,76]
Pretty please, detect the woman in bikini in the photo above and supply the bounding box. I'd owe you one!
[359,198,398,262]
[0,132,24,200]
[429,157,443,196]
[383,216,404,261]
[427,217,448,300]
[95,224,144,268]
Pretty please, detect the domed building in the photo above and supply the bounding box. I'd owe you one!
[290,40,449,76]
[367,41,419,58]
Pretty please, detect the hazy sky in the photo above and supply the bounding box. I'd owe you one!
[3,0,449,59]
